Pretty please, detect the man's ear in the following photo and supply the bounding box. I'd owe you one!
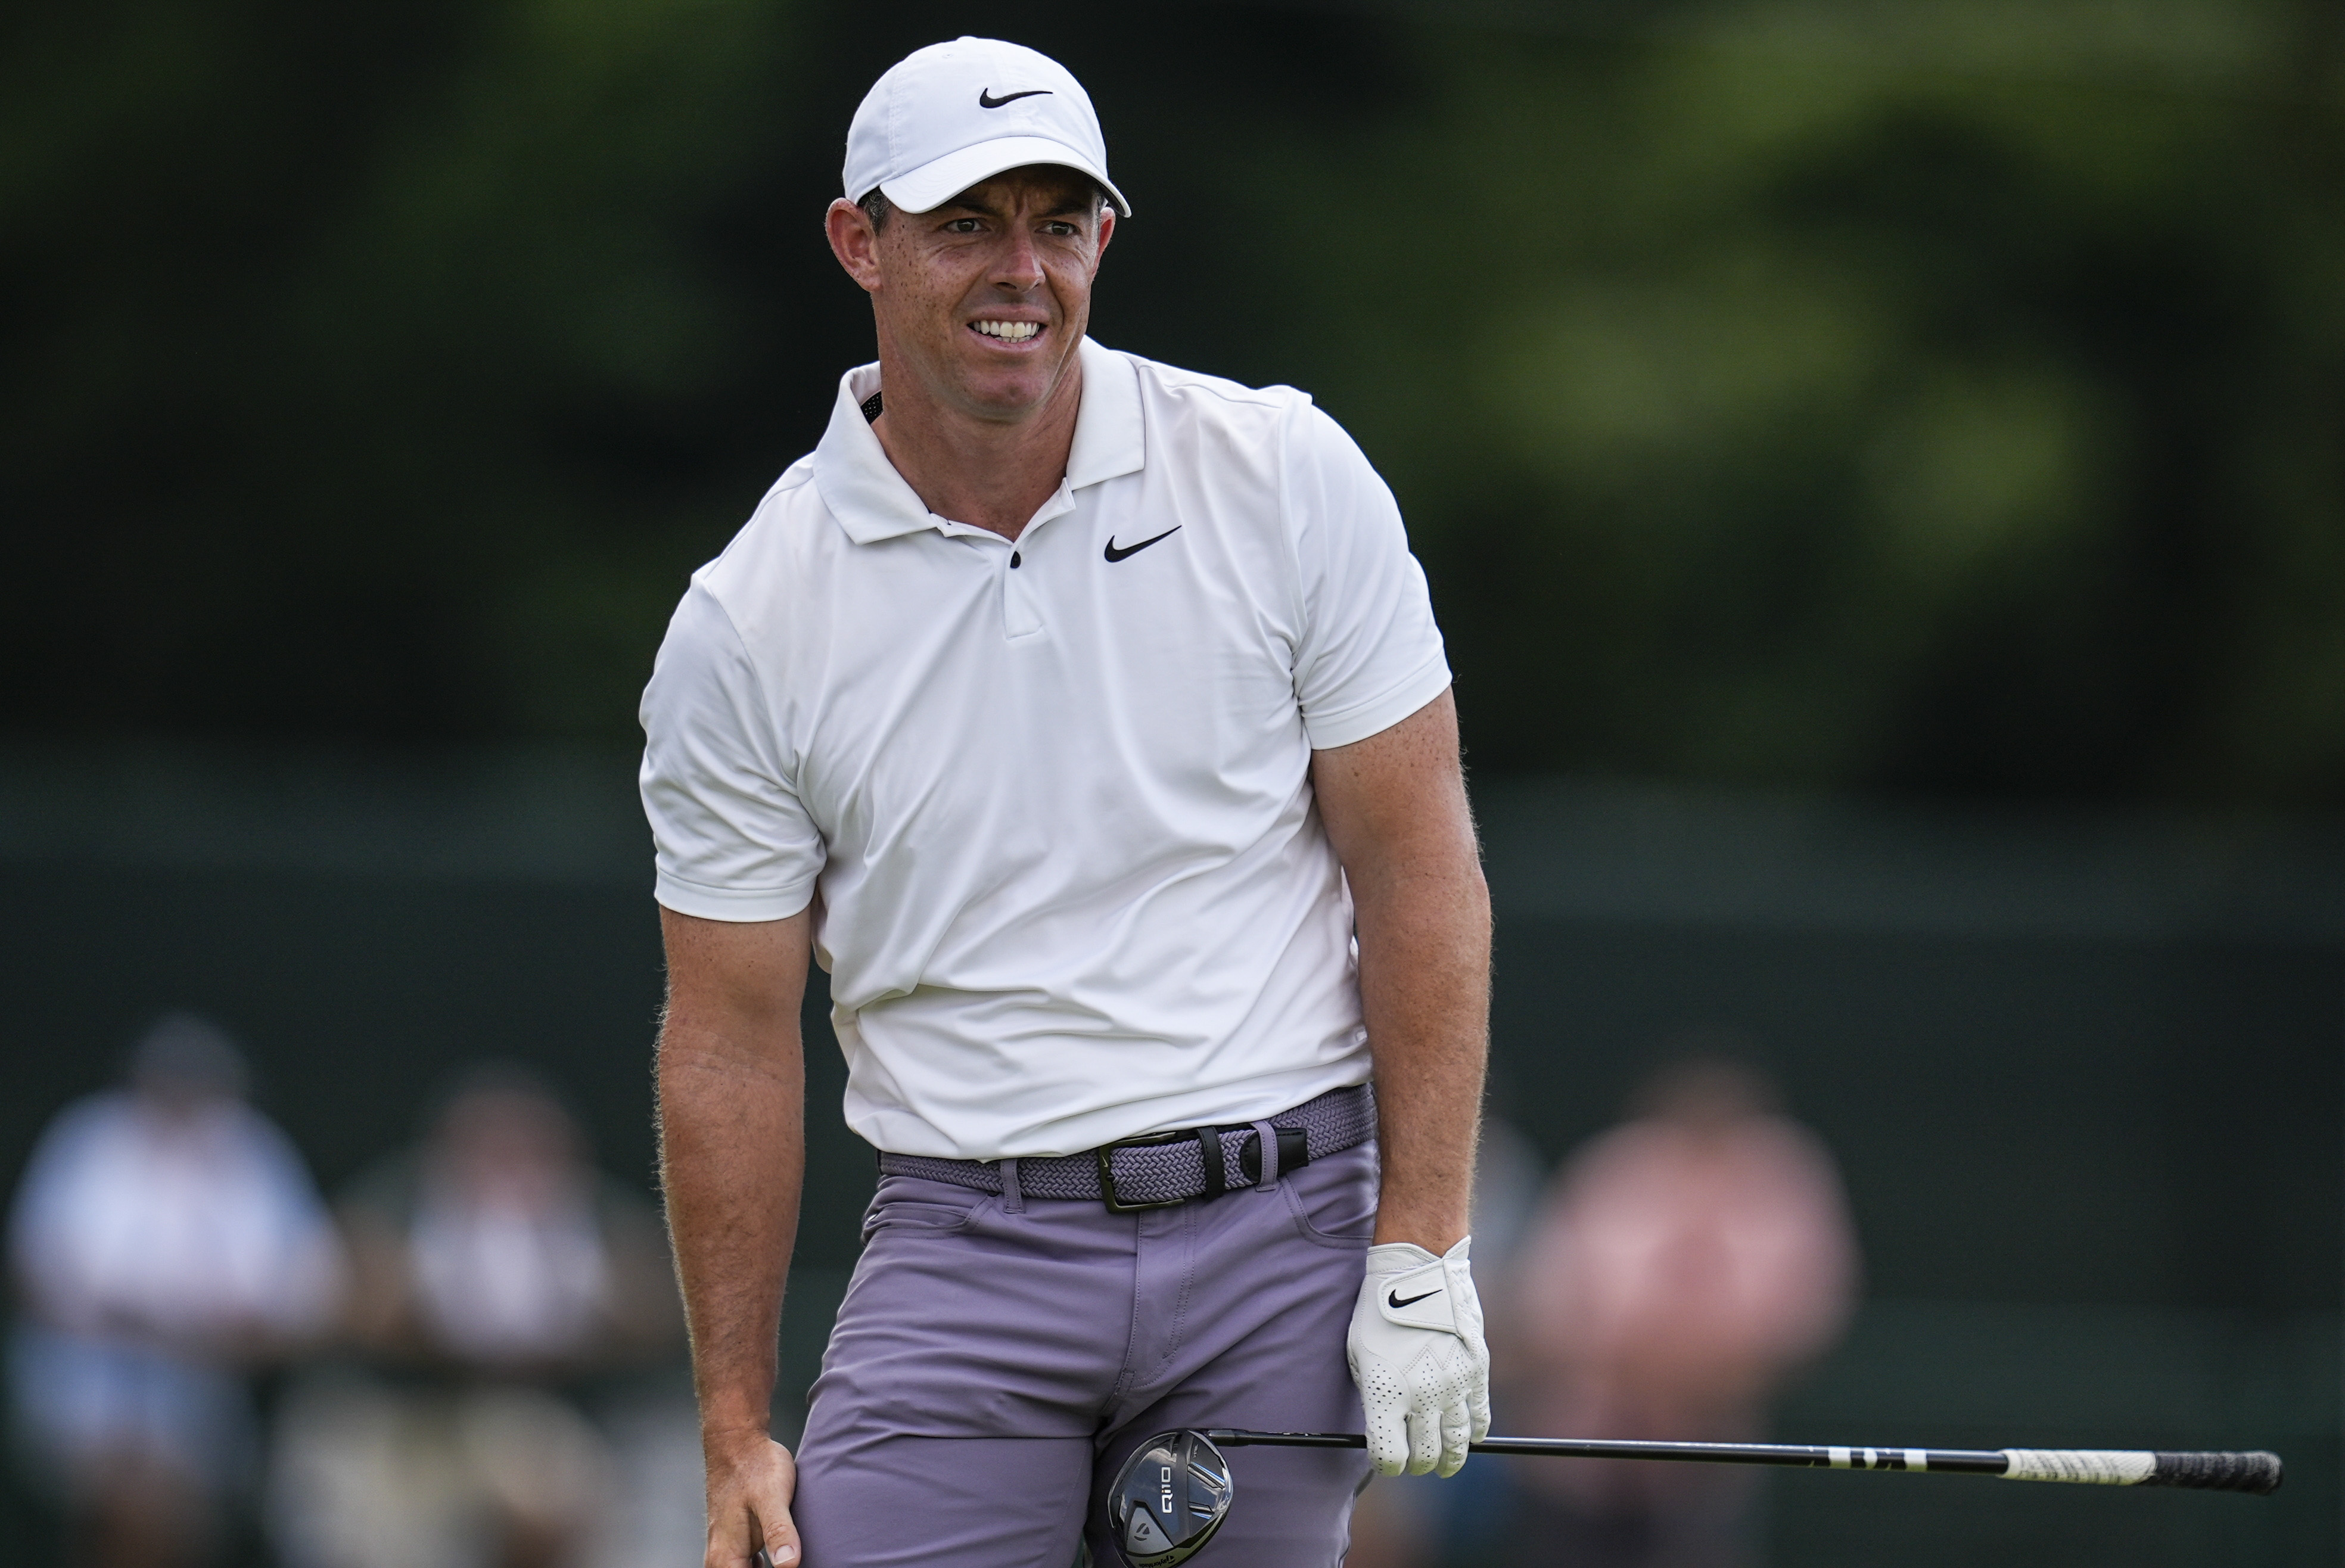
[826,198,884,294]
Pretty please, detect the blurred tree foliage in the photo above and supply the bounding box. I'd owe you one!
[1,0,803,739]
[4,0,2342,805]
[1262,1,2345,802]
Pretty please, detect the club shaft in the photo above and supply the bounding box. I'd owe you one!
[1204,1430,2001,1473]
[1198,1432,2283,1494]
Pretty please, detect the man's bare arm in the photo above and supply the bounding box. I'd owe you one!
[659,906,813,1568]
[1311,688,1491,1252]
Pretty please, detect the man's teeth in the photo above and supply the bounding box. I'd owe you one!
[974,321,1040,341]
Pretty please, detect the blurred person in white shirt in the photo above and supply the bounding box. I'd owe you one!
[1506,1054,1856,1568]
[8,1013,344,1568]
[269,1064,678,1568]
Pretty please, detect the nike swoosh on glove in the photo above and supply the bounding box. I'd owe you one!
[1346,1236,1491,1477]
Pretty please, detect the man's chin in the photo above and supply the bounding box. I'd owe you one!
[945,362,1078,424]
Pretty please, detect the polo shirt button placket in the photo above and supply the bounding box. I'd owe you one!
[1000,486,1075,643]
[1000,534,1044,642]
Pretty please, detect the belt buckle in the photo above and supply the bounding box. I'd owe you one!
[1095,1130,1190,1214]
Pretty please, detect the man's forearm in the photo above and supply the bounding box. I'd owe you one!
[1355,853,1490,1251]
[657,910,812,1445]
[1311,690,1492,1254]
[661,1025,803,1437]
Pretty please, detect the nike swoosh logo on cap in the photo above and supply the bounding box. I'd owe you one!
[978,88,1052,108]
[1104,527,1180,562]
[1388,1286,1442,1309]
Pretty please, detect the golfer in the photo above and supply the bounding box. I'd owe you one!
[642,38,1490,1568]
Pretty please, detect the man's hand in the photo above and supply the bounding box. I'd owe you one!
[704,1430,800,1568]
[1346,1236,1491,1477]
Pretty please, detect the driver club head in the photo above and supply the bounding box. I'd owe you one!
[1107,1429,1234,1567]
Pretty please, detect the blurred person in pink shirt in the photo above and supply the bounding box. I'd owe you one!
[8,1014,344,1568]
[1504,1054,1856,1568]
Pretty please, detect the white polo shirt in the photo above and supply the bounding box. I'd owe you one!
[640,338,1450,1160]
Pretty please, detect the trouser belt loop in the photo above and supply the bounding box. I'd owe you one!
[1194,1128,1226,1200]
[999,1157,1024,1214]
[1249,1119,1281,1191]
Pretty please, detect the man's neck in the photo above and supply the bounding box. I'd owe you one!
[869,349,1084,542]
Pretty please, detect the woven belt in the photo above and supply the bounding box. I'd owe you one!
[876,1083,1375,1213]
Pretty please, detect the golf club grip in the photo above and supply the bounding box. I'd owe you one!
[2144,1451,2285,1494]
[1201,1433,2281,1494]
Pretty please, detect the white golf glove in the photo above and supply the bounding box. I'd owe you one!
[1346,1236,1491,1477]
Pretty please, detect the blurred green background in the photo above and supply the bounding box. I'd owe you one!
[10,0,2345,803]
[2,1,2341,1564]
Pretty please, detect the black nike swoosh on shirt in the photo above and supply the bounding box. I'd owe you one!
[979,88,1053,108]
[1103,526,1180,562]
[1388,1287,1443,1310]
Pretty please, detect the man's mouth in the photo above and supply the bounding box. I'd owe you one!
[971,319,1043,343]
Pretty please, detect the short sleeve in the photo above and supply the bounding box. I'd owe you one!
[1286,403,1453,749]
[639,580,825,921]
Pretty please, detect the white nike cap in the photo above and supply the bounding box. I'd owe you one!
[844,38,1130,219]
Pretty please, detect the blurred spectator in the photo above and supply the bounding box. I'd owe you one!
[1505,1057,1856,1568]
[269,1064,679,1568]
[8,1013,344,1568]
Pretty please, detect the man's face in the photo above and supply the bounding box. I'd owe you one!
[830,165,1114,423]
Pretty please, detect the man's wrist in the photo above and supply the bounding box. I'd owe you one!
[1370,1214,1469,1253]
[701,1410,780,1457]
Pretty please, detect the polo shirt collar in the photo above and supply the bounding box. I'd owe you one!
[1066,335,1145,490]
[813,336,1146,546]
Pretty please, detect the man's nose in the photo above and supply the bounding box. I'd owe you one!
[990,229,1045,291]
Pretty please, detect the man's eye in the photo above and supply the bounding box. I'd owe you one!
[947,219,982,233]
[1044,223,1077,236]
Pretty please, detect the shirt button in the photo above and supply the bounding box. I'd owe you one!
[1010,552,1022,568]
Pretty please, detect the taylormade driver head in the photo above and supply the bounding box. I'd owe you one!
[1108,1429,1234,1567]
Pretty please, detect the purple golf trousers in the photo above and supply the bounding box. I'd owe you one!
[791,1140,1380,1567]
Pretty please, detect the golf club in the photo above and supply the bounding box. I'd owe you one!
[1106,1427,2282,1567]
